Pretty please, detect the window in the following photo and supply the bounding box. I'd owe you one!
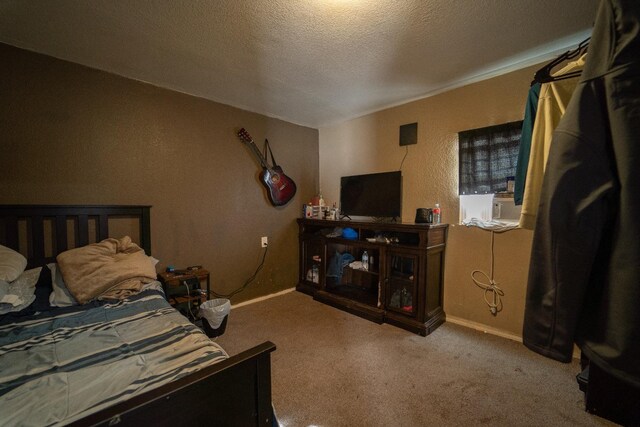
[458,121,523,223]
[458,121,522,195]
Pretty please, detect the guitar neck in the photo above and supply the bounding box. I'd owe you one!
[245,140,270,169]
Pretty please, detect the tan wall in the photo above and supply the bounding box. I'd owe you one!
[319,66,539,338]
[0,43,319,304]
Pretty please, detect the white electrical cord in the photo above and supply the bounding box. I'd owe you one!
[471,230,504,315]
[183,282,195,320]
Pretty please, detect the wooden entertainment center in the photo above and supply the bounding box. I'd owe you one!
[297,218,448,336]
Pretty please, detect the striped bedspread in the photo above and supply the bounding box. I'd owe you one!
[0,289,228,426]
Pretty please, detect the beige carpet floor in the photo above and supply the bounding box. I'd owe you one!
[216,291,613,427]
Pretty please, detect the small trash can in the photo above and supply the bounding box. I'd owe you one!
[199,298,230,338]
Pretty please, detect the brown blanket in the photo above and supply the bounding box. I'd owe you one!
[57,236,157,304]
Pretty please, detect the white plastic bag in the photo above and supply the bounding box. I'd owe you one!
[199,298,230,329]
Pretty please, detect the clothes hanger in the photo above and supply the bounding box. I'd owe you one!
[531,37,590,86]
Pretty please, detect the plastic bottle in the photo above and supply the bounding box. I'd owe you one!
[362,250,369,271]
[318,191,325,207]
[433,203,441,224]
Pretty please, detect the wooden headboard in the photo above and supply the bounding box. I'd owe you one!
[0,205,151,268]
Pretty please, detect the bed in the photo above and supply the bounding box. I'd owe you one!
[0,205,275,426]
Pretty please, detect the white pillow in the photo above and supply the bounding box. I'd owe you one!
[47,263,77,307]
[0,244,28,282]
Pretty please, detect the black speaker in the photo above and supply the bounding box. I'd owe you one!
[399,122,418,146]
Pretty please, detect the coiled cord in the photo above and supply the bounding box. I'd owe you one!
[471,231,504,315]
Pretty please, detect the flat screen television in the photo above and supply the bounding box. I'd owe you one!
[340,171,402,218]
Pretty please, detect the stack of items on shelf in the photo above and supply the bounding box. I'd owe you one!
[303,191,339,220]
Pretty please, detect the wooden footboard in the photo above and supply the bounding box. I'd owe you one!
[72,341,277,427]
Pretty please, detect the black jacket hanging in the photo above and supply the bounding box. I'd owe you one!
[523,0,640,388]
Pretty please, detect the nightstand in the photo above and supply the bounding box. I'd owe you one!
[158,268,210,320]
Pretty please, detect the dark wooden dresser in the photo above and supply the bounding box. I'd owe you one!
[297,218,447,336]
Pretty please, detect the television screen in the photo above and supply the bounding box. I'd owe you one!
[340,171,402,218]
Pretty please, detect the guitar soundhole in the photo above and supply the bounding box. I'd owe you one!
[271,174,280,183]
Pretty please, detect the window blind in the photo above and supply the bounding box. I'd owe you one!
[458,121,523,195]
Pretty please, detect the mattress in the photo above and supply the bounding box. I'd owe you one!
[0,287,228,426]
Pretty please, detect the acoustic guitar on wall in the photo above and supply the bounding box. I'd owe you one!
[237,128,297,207]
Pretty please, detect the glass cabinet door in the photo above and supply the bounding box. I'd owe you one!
[302,238,324,289]
[385,253,418,316]
[325,243,380,307]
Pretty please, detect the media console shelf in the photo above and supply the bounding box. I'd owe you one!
[297,218,448,336]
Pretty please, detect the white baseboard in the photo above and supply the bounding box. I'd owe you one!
[231,287,296,309]
[446,315,580,359]
[445,315,523,343]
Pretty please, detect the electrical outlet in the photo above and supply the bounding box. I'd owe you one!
[261,236,268,248]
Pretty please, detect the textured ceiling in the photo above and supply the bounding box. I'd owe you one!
[0,0,597,128]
